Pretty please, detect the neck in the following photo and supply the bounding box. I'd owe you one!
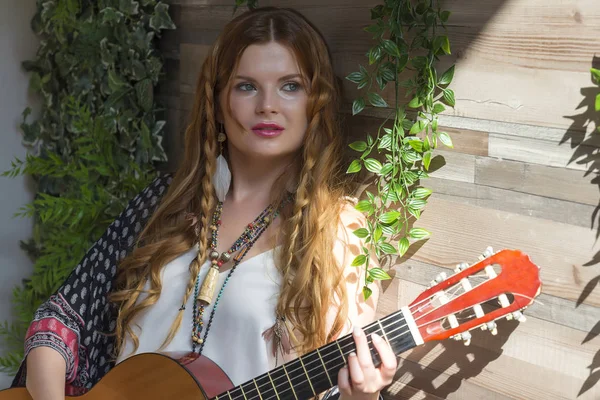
[226,148,297,205]
[213,309,418,400]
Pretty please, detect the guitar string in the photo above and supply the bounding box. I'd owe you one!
[221,274,496,400]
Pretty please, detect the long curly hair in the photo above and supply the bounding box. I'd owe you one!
[109,6,349,358]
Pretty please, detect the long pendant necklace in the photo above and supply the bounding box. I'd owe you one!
[189,201,282,355]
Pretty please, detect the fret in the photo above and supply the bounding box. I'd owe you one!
[227,391,234,400]
[266,371,281,400]
[215,396,219,400]
[239,383,249,400]
[281,364,299,400]
[335,340,347,363]
[298,357,316,396]
[315,348,333,386]
[377,319,391,345]
[253,379,263,400]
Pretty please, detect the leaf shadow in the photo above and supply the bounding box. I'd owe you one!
[561,55,600,397]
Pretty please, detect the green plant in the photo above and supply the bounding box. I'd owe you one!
[344,0,456,298]
[234,0,456,299]
[593,67,600,117]
[0,0,175,374]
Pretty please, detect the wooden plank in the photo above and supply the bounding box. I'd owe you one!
[426,176,595,228]
[475,157,599,207]
[391,258,599,334]
[488,133,596,172]
[172,1,600,131]
[427,150,475,183]
[375,196,600,307]
[395,280,600,400]
[343,114,489,157]
[179,43,211,94]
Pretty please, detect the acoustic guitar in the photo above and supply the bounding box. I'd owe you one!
[0,247,542,400]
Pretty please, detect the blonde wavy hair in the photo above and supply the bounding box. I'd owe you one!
[109,6,350,358]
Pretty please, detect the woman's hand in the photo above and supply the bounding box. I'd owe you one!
[337,326,397,400]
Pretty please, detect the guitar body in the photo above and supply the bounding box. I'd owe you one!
[0,352,233,400]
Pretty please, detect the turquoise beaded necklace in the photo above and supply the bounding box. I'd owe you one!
[190,200,283,355]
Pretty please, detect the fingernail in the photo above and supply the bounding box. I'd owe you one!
[349,352,356,358]
[353,326,362,336]
[371,332,382,342]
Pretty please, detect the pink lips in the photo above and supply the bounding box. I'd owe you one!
[251,122,284,138]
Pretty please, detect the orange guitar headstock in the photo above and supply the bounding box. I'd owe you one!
[407,247,542,346]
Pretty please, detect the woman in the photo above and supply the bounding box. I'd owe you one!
[13,6,397,400]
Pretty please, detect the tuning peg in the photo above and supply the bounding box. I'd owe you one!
[461,331,472,346]
[454,262,469,273]
[435,271,448,283]
[512,311,526,322]
[486,321,498,335]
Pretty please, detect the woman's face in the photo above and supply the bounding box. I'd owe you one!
[217,41,309,163]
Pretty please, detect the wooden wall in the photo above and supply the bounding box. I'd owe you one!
[158,1,600,398]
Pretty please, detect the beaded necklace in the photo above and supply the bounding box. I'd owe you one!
[189,201,282,355]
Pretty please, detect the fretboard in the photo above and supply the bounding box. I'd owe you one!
[213,309,416,400]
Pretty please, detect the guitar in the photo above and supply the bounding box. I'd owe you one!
[0,247,541,400]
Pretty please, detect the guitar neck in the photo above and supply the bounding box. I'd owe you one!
[215,308,418,400]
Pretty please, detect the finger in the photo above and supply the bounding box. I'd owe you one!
[371,332,397,380]
[353,326,375,372]
[347,352,365,387]
[337,366,352,397]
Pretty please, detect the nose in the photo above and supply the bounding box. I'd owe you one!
[256,89,279,114]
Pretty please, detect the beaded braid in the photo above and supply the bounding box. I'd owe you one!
[158,52,219,351]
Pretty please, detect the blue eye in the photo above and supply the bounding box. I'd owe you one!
[237,83,255,91]
[283,82,301,92]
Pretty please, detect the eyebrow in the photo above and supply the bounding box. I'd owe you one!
[234,73,303,82]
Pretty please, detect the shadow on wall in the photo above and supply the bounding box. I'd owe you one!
[561,55,600,397]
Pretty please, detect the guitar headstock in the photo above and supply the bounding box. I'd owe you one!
[408,247,542,345]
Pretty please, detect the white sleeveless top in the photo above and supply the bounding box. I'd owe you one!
[115,243,282,386]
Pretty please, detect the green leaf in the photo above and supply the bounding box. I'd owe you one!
[135,79,153,112]
[353,228,369,239]
[352,98,366,115]
[380,242,397,255]
[378,134,392,150]
[407,138,424,152]
[596,93,600,112]
[347,159,362,174]
[382,39,401,57]
[379,211,400,224]
[433,103,446,114]
[349,141,368,152]
[119,0,139,15]
[438,131,453,148]
[423,151,432,170]
[373,225,383,242]
[364,158,383,173]
[351,254,367,267]
[362,286,373,300]
[438,65,455,86]
[380,163,394,175]
[367,92,388,108]
[442,88,456,107]
[413,187,432,199]
[355,200,372,213]
[409,228,431,240]
[398,237,410,257]
[346,71,363,84]
[434,35,451,54]
[369,267,392,280]
[150,3,176,31]
[409,120,428,134]
[408,97,422,108]
[440,10,451,22]
[591,67,600,83]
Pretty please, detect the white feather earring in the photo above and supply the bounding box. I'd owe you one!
[212,124,231,202]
